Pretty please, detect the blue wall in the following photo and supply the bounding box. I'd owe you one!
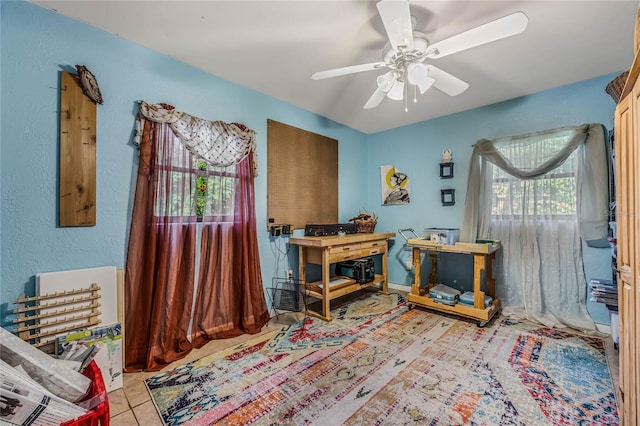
[0,1,369,324]
[1,1,618,326]
[369,75,619,324]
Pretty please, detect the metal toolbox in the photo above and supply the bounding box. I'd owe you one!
[335,257,375,284]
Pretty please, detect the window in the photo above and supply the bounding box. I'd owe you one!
[126,105,268,371]
[490,136,577,217]
[196,160,237,221]
[153,146,237,222]
[460,123,607,331]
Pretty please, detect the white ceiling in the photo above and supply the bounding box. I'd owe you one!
[30,0,637,134]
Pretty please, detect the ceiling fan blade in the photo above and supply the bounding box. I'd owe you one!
[426,65,469,96]
[428,12,528,59]
[363,87,388,109]
[376,0,414,51]
[311,62,386,80]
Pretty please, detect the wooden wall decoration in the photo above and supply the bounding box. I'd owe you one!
[267,119,338,229]
[59,71,96,226]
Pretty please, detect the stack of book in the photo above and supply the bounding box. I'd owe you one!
[590,278,620,348]
[589,278,618,307]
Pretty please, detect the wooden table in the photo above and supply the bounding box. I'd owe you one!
[406,239,501,326]
[290,232,395,321]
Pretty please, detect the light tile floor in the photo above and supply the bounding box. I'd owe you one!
[108,299,621,425]
[109,311,304,425]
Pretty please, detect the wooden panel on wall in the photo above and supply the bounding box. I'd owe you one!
[59,71,96,226]
[267,119,338,229]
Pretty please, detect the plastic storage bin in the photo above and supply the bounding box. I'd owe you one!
[460,291,493,308]
[61,360,110,426]
[428,284,461,306]
[424,228,460,245]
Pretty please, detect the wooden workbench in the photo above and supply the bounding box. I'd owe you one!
[290,232,395,321]
[406,238,501,326]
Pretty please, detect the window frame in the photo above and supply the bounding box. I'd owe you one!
[153,159,239,223]
[490,153,578,219]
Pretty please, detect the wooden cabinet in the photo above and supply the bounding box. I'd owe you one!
[290,232,395,321]
[614,52,640,425]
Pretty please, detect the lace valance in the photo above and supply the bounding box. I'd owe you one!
[134,101,258,176]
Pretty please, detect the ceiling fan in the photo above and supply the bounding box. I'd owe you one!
[311,0,528,110]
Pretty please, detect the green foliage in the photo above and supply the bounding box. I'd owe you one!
[491,144,578,217]
[155,160,237,219]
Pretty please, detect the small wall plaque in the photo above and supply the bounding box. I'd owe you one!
[441,189,455,206]
[440,162,454,179]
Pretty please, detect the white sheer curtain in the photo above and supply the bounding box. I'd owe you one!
[461,124,608,331]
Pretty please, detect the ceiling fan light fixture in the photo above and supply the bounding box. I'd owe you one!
[411,32,428,52]
[382,45,395,63]
[376,71,396,92]
[387,80,405,100]
[407,63,435,94]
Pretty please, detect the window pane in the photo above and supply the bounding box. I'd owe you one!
[491,140,577,218]
[153,139,198,218]
[203,165,237,218]
[154,147,239,221]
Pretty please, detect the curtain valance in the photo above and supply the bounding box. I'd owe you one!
[134,101,258,176]
[473,124,591,179]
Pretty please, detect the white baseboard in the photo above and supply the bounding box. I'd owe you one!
[595,323,611,335]
[388,282,411,293]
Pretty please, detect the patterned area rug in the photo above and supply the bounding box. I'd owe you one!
[146,293,618,425]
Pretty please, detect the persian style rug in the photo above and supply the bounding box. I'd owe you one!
[146,293,618,425]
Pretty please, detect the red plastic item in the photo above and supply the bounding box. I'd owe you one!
[60,360,110,426]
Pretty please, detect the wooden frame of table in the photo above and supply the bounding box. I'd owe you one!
[290,232,395,321]
[406,239,501,326]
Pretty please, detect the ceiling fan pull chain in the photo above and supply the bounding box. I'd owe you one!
[404,82,408,112]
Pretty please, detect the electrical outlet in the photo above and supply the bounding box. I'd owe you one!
[405,259,413,270]
[286,270,294,281]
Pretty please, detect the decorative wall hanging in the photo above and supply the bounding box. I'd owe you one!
[440,148,454,178]
[441,189,456,206]
[59,70,97,227]
[381,165,410,205]
[75,65,103,105]
[267,119,338,229]
[440,162,454,178]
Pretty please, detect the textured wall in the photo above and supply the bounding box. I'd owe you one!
[1,1,619,328]
[367,74,620,325]
[0,1,368,325]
